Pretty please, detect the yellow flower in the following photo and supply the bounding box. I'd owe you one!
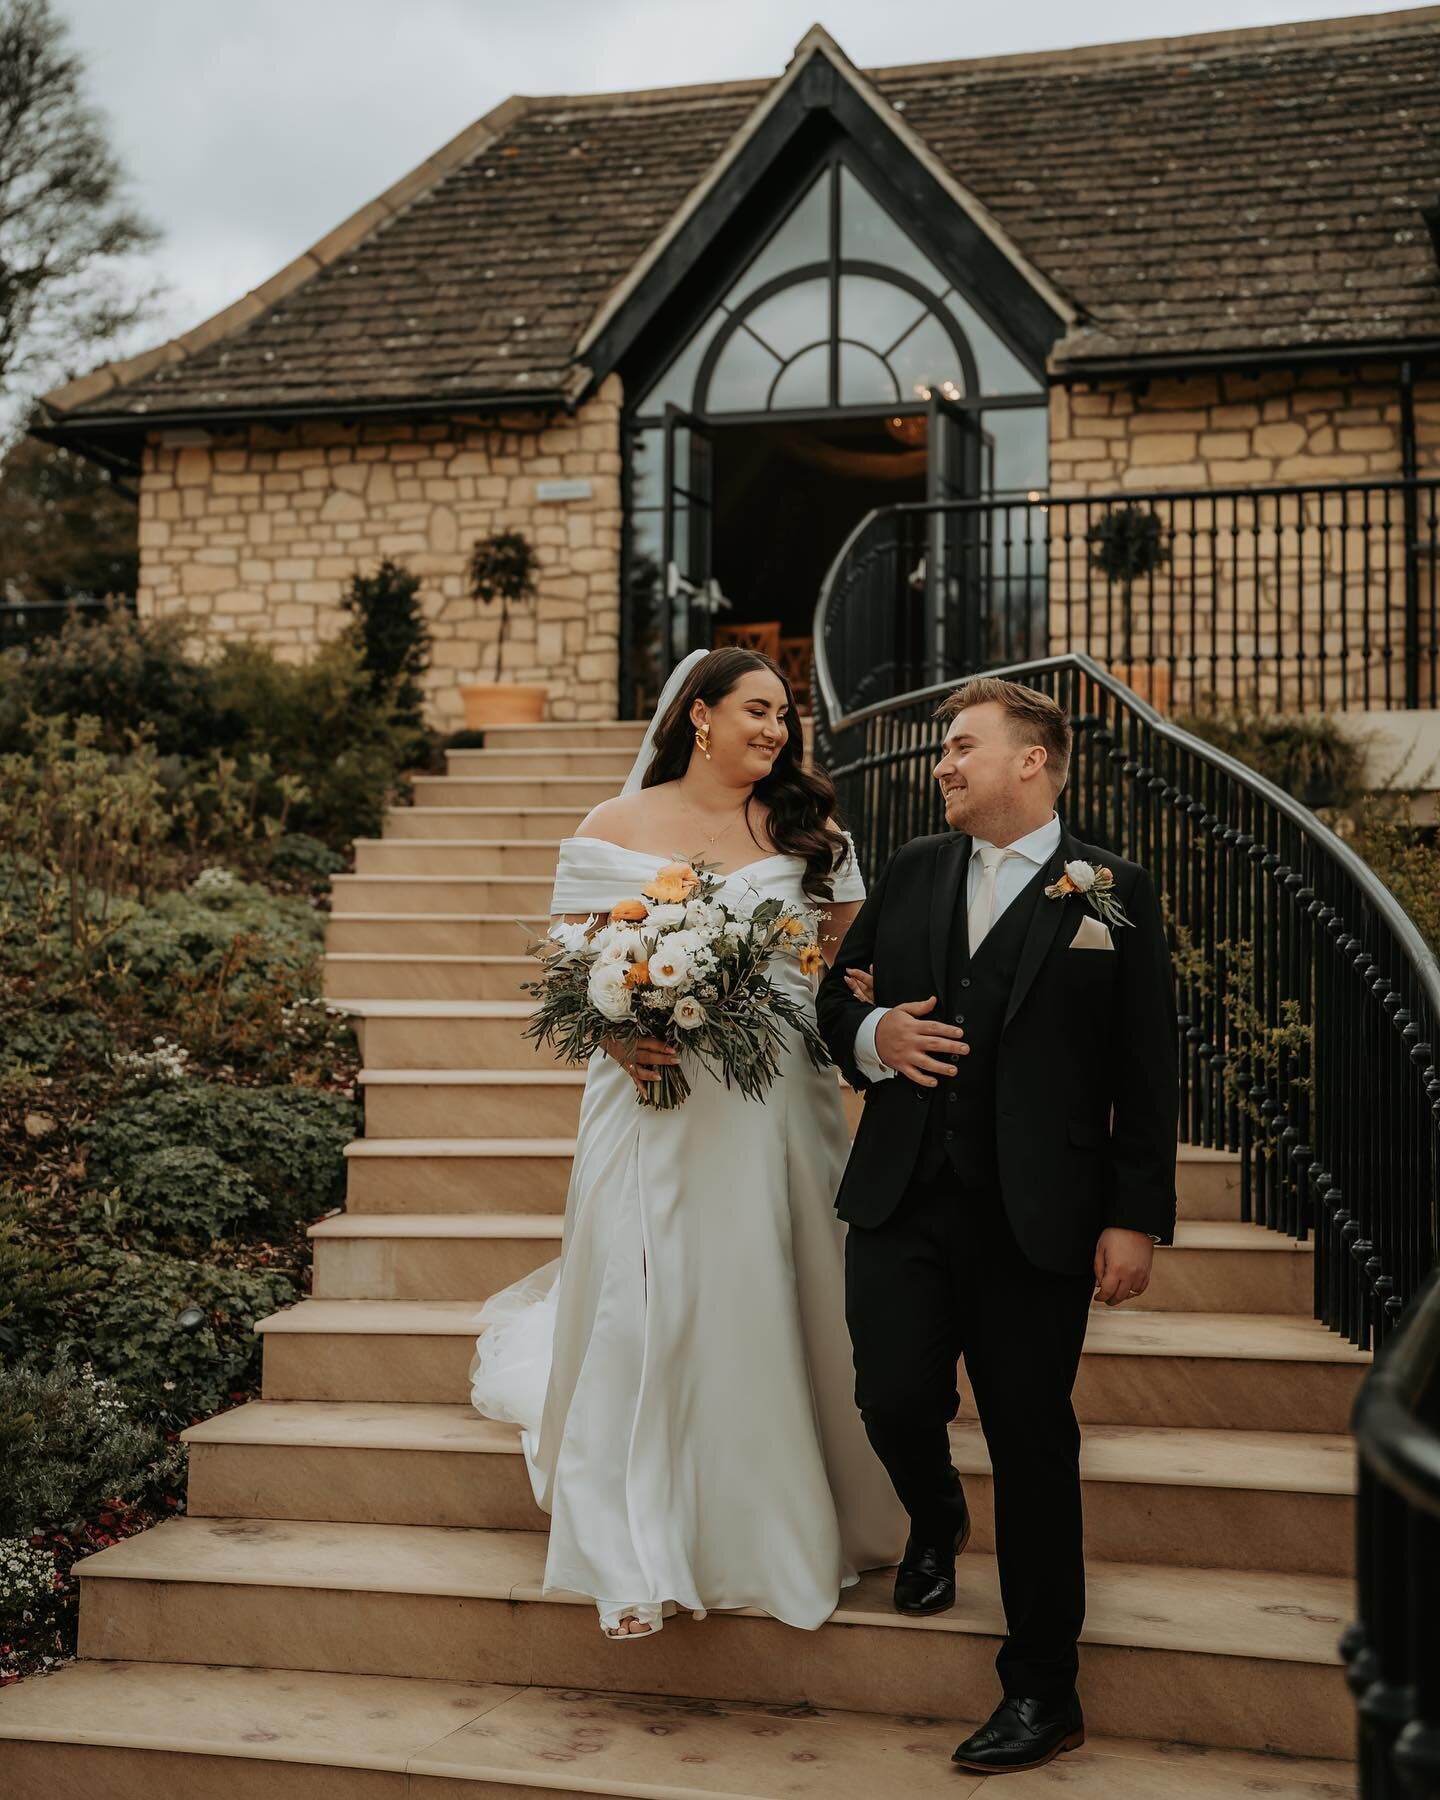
[643,861,701,904]
[624,959,650,987]
[609,897,649,923]
[779,915,806,938]
[798,943,824,978]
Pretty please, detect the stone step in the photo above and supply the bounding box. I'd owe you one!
[326,913,546,956]
[308,1207,1311,1315]
[408,774,618,810]
[444,747,636,777]
[352,1070,1241,1209]
[353,839,563,876]
[255,1298,1370,1429]
[325,953,536,1002]
[383,804,586,840]
[329,874,554,915]
[343,1138,573,1213]
[0,1659,1358,1798]
[70,1516,1354,1759]
[340,1000,537,1069]
[183,1401,1356,1578]
[359,1068,588,1138]
[310,1212,562,1298]
[479,719,648,749]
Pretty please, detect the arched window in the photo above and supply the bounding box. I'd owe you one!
[634,163,1042,420]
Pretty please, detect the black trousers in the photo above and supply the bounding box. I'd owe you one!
[845,1173,1094,1704]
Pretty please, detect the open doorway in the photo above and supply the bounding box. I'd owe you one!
[712,415,924,632]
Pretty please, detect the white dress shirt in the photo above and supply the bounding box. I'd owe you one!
[853,813,1062,1083]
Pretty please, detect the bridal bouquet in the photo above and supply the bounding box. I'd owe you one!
[522,858,831,1109]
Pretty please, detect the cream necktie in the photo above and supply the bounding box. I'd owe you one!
[967,843,1017,954]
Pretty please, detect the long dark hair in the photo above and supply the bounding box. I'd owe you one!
[642,647,847,902]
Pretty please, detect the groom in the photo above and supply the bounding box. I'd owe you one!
[817,676,1178,1776]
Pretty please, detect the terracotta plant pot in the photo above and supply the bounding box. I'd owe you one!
[457,683,548,728]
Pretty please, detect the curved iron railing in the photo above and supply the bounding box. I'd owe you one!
[814,648,1440,1351]
[1345,1272,1440,1799]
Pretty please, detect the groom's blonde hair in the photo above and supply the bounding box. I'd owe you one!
[937,677,1071,793]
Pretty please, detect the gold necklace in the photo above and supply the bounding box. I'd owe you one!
[675,782,752,853]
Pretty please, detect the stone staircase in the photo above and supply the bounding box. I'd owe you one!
[0,719,1367,1798]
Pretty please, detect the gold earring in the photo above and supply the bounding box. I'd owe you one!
[696,722,711,760]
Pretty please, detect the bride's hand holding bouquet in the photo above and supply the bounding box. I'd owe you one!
[523,857,830,1109]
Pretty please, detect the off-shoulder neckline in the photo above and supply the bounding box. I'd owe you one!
[561,834,801,880]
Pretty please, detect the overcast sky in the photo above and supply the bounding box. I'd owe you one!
[48,0,1439,370]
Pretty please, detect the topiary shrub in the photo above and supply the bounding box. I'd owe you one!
[81,1080,357,1238]
[341,558,432,744]
[58,1245,298,1420]
[0,1356,160,1535]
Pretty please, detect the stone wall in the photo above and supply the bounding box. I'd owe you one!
[1044,364,1440,710]
[135,376,625,723]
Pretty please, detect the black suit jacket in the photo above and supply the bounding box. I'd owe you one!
[818,821,1179,1276]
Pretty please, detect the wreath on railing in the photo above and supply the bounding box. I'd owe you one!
[1085,504,1172,659]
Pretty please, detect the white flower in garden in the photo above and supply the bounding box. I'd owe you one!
[649,941,691,987]
[191,865,240,895]
[673,995,706,1030]
[645,903,688,930]
[587,962,634,1021]
[1062,860,1097,891]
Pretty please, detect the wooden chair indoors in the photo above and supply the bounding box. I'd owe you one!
[713,620,781,660]
[778,635,812,711]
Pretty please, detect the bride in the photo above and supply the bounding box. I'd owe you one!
[469,645,905,1640]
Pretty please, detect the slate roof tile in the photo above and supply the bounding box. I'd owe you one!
[56,10,1440,423]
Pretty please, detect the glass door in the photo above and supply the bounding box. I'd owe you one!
[925,392,988,681]
[662,407,719,675]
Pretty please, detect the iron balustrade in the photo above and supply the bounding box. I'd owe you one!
[814,478,1440,727]
[1346,1270,1440,1799]
[813,649,1440,1354]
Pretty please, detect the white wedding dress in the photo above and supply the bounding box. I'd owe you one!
[468,834,907,1631]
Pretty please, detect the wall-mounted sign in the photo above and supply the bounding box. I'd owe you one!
[535,477,593,502]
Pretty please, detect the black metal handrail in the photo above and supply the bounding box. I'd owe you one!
[814,477,1440,729]
[1345,1271,1440,1798]
[815,648,1440,1351]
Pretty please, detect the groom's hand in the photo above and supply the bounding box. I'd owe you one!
[1093,1228,1155,1306]
[873,996,968,1087]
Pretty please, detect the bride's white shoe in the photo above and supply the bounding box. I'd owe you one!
[597,1601,664,1640]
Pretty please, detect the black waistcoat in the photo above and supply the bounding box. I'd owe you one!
[913,861,1049,1187]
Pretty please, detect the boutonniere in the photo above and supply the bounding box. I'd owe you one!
[1044,859,1133,930]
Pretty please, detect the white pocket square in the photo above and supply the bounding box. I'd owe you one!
[1069,914,1115,951]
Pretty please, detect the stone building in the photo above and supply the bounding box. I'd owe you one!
[36,10,1440,724]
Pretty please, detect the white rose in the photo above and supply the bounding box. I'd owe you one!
[673,995,706,1030]
[1063,860,1097,891]
[598,929,644,965]
[547,917,594,954]
[649,942,691,987]
[587,962,634,1021]
[645,903,688,930]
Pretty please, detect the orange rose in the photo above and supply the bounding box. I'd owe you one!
[798,943,824,977]
[642,861,701,905]
[609,897,649,923]
[1052,872,1078,895]
[624,959,650,987]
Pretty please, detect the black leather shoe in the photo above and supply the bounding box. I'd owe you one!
[951,1694,1085,1774]
[892,1513,971,1616]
